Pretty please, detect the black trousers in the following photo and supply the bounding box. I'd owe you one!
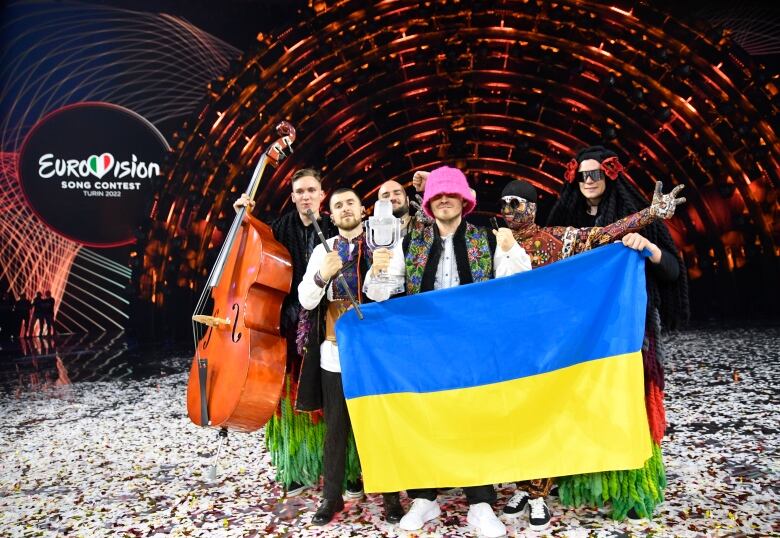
[321,369,354,501]
[32,314,46,336]
[408,485,496,506]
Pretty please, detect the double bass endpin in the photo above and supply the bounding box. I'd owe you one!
[206,428,229,481]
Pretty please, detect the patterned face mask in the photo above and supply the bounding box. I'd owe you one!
[501,196,537,230]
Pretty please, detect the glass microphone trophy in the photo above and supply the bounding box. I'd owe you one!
[365,199,404,298]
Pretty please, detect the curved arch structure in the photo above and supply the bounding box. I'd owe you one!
[139,0,778,311]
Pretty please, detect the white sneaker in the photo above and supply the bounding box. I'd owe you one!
[467,502,506,538]
[398,498,440,531]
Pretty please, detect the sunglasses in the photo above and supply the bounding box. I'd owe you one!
[579,169,606,183]
[501,197,533,212]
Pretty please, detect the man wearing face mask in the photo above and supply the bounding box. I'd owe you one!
[496,178,685,528]
[498,179,685,269]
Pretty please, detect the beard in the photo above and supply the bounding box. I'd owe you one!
[392,200,409,218]
[336,215,361,232]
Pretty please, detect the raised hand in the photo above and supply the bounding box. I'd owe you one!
[492,227,518,252]
[650,181,686,219]
[233,193,255,214]
[412,171,430,192]
[409,193,434,224]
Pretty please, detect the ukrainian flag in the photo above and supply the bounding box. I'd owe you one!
[336,243,652,493]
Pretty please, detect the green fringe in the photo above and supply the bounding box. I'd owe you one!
[265,384,361,489]
[558,442,666,520]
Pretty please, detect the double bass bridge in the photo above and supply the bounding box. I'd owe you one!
[192,314,231,328]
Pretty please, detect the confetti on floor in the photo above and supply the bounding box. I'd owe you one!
[1,325,778,537]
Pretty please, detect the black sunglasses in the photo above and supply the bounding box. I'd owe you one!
[579,169,606,183]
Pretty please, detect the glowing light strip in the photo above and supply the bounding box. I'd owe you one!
[60,290,117,330]
[65,269,130,305]
[61,281,129,319]
[55,306,90,334]
[77,249,132,276]
[69,261,129,289]
[1,2,239,151]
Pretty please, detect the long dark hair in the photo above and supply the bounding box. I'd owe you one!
[547,146,689,330]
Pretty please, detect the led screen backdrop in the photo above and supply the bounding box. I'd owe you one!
[1,0,777,338]
[0,0,238,334]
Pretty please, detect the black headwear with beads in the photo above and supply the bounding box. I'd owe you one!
[574,145,617,163]
[501,180,538,203]
[546,145,689,331]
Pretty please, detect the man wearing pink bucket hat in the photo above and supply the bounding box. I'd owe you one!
[365,165,531,537]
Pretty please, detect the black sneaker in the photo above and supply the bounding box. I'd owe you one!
[312,497,344,525]
[549,484,559,497]
[502,490,529,517]
[382,492,405,523]
[627,507,648,522]
[528,497,551,531]
[286,481,308,497]
[345,478,364,499]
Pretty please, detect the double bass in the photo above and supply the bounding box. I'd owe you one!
[186,122,295,436]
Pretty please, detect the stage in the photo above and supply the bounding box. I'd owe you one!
[0,325,777,537]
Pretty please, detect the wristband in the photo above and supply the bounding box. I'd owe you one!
[314,270,328,288]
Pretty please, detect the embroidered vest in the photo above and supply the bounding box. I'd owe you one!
[330,234,370,302]
[404,222,492,295]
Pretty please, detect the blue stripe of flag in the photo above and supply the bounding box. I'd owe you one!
[336,243,647,399]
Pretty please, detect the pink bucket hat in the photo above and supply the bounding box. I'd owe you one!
[421,166,476,219]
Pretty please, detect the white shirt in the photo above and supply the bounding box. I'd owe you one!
[435,233,460,289]
[365,230,531,299]
[298,237,356,373]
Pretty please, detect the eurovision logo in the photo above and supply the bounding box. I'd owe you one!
[18,102,169,247]
[38,152,160,181]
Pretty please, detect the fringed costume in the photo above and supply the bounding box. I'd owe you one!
[545,146,689,519]
[498,178,682,511]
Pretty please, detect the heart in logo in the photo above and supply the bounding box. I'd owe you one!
[88,153,115,179]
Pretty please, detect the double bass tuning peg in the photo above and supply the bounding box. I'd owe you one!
[267,139,293,165]
[266,121,296,165]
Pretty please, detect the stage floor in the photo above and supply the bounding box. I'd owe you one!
[0,325,778,537]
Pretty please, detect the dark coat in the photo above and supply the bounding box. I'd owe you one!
[269,210,336,336]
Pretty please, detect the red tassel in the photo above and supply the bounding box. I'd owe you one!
[600,156,623,180]
[564,159,578,183]
[645,381,666,444]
